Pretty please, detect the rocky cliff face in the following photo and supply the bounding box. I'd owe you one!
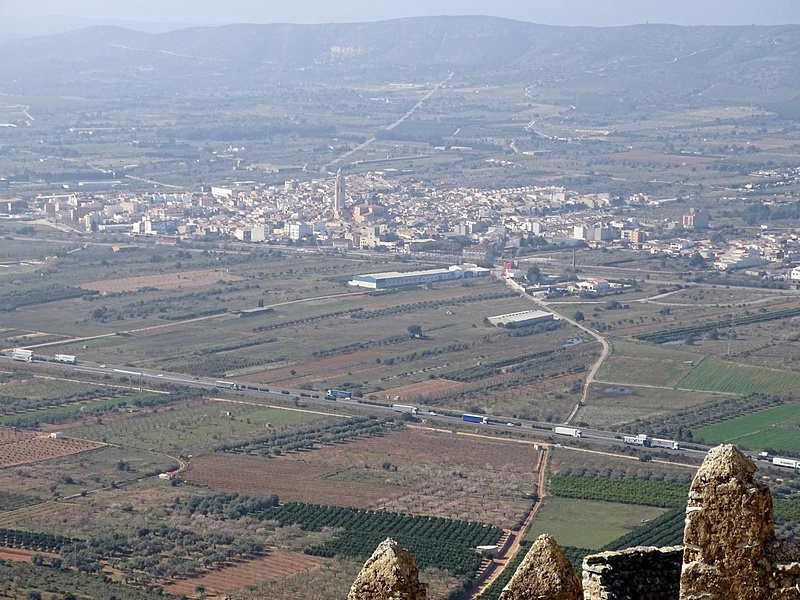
[498,534,582,600]
[347,537,427,600]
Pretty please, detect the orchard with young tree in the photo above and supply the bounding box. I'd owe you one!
[408,325,423,338]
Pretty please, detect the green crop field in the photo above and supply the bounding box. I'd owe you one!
[677,357,800,395]
[595,339,703,388]
[693,403,800,452]
[523,497,666,549]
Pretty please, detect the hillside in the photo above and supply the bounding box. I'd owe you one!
[1,17,800,108]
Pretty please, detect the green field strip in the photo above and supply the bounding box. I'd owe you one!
[676,357,800,395]
[694,403,800,452]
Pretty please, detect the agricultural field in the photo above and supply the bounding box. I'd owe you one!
[62,400,329,455]
[0,429,103,468]
[677,357,800,395]
[595,338,704,388]
[523,497,667,549]
[693,403,800,453]
[0,445,172,508]
[577,384,729,428]
[186,427,540,529]
[21,265,596,421]
[162,550,330,597]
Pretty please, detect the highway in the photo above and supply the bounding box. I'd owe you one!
[0,353,711,462]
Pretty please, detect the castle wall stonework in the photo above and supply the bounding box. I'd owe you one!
[582,546,682,600]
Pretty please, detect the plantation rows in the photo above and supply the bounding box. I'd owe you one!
[636,306,800,343]
[348,291,517,320]
[0,284,97,311]
[0,528,75,553]
[214,417,400,455]
[548,475,689,508]
[0,559,170,600]
[620,393,787,440]
[0,386,113,415]
[169,353,282,378]
[59,524,264,582]
[775,499,800,522]
[0,492,40,512]
[443,349,557,382]
[505,320,566,337]
[252,308,362,332]
[603,508,685,550]
[7,389,204,429]
[193,337,276,355]
[311,333,410,359]
[263,502,502,577]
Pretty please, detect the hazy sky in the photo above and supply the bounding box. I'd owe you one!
[1,0,799,27]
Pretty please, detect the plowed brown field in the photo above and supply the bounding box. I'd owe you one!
[163,549,327,597]
[182,454,397,507]
[0,431,103,468]
[80,269,243,293]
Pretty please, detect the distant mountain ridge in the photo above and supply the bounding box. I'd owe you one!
[0,15,190,43]
[2,16,800,107]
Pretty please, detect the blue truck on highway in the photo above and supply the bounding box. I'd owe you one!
[462,413,489,424]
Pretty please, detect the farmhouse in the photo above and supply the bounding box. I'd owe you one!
[487,310,555,328]
[349,265,489,290]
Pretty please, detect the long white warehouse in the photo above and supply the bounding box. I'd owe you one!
[487,310,555,327]
[349,265,488,290]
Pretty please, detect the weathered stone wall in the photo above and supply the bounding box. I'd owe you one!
[348,537,427,600]
[582,546,682,600]
[499,534,582,600]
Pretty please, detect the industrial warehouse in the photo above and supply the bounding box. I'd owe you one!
[349,265,490,289]
[486,310,556,327]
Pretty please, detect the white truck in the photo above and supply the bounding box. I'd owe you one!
[554,426,582,438]
[54,354,77,364]
[11,349,34,362]
[392,404,419,415]
[772,457,800,469]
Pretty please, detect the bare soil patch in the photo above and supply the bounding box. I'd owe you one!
[163,549,327,597]
[80,269,244,293]
[0,547,58,563]
[182,454,397,507]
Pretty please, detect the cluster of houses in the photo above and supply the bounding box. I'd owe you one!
[4,171,800,281]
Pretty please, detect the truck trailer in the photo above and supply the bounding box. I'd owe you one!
[650,438,680,450]
[623,434,649,446]
[11,349,33,362]
[554,426,582,438]
[326,389,351,400]
[622,434,679,450]
[214,380,239,390]
[391,404,418,415]
[772,457,800,469]
[462,414,488,425]
[54,354,77,364]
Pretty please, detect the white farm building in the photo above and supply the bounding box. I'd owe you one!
[349,265,489,290]
[487,310,555,327]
